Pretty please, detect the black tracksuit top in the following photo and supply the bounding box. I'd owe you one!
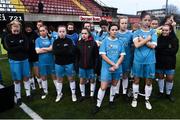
[156,34,179,70]
[4,34,29,61]
[52,37,76,65]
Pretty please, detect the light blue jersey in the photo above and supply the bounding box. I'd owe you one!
[132,29,157,78]
[99,37,125,81]
[116,31,133,72]
[91,31,98,41]
[66,33,79,46]
[35,36,54,66]
[96,31,109,42]
[51,31,58,40]
[133,29,157,64]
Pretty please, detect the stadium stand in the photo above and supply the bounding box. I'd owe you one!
[21,0,88,15]
[79,0,102,16]
[0,0,105,16]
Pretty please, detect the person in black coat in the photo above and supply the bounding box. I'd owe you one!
[77,28,99,101]
[38,0,44,13]
[52,25,77,102]
[24,23,40,90]
[3,20,31,105]
[156,24,179,102]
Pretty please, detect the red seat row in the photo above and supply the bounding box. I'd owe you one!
[21,0,87,15]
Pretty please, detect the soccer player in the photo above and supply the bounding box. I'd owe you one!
[116,16,133,99]
[24,23,39,90]
[90,22,98,41]
[95,20,109,82]
[35,25,57,100]
[49,25,58,40]
[77,28,99,101]
[66,22,79,75]
[33,20,44,89]
[163,15,177,33]
[66,22,79,46]
[150,16,163,38]
[93,24,125,113]
[96,20,109,46]
[52,25,77,102]
[131,11,157,110]
[79,22,97,41]
[150,17,160,29]
[4,20,31,105]
[156,24,179,102]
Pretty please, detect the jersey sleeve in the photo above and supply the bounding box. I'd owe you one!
[99,40,106,55]
[50,37,55,45]
[132,30,139,42]
[35,38,40,49]
[151,29,158,46]
[95,33,100,42]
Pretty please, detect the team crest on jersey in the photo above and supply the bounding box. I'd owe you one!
[10,40,14,43]
[42,41,50,46]
[109,44,118,49]
[64,44,69,47]
[168,44,172,48]
[19,39,24,43]
[109,44,113,48]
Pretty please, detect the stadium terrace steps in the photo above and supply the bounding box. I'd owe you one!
[20,0,87,16]
[10,0,28,12]
[71,0,92,16]
[79,0,102,16]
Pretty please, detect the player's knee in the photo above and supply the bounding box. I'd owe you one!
[14,80,21,84]
[133,80,139,84]
[166,79,173,83]
[90,79,95,83]
[100,86,107,91]
[146,81,152,86]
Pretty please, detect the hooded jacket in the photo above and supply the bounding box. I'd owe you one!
[77,36,99,69]
[156,34,179,69]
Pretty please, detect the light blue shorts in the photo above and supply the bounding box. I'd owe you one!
[132,63,155,79]
[39,64,55,76]
[79,68,95,79]
[9,59,30,81]
[55,64,74,78]
[100,67,122,82]
[122,61,131,74]
[156,69,175,75]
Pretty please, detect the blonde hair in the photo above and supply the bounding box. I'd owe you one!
[8,20,22,32]
[9,20,22,28]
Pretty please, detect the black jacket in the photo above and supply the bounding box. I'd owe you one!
[156,34,179,69]
[52,37,76,65]
[77,38,99,69]
[24,31,39,62]
[4,34,29,61]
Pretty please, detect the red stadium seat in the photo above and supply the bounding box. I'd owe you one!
[20,0,87,15]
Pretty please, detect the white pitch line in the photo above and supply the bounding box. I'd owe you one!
[0,57,8,60]
[0,84,43,120]
[19,103,43,120]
